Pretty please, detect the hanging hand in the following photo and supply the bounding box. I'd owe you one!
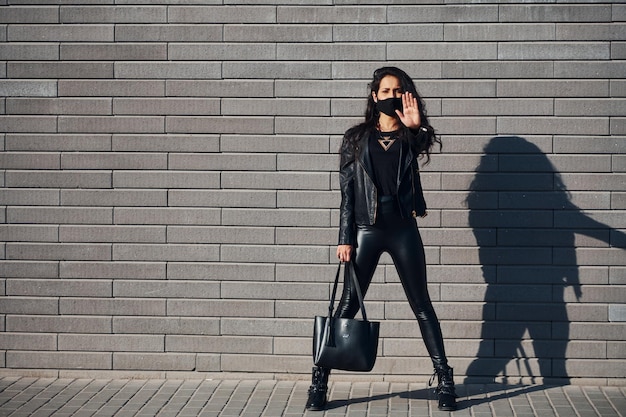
[337,245,353,263]
[396,92,421,129]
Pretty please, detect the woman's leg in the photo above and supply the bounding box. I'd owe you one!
[387,219,457,411]
[387,220,448,365]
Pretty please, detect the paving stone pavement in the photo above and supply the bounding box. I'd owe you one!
[0,377,624,417]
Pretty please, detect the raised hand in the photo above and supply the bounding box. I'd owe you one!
[396,92,421,129]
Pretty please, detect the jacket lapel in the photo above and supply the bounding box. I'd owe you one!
[357,132,375,180]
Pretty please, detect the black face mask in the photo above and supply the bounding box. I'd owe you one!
[376,97,403,118]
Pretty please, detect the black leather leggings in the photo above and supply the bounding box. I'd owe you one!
[335,197,449,368]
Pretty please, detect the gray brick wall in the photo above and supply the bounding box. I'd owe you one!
[1,2,625,386]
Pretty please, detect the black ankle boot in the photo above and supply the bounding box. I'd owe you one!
[429,365,458,411]
[306,366,330,411]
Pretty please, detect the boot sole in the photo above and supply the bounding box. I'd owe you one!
[439,405,457,411]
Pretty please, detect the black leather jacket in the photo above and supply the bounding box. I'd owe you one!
[338,129,427,246]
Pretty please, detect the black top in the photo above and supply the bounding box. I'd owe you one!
[369,130,400,196]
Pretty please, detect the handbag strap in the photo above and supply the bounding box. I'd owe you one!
[327,261,369,322]
[327,262,342,316]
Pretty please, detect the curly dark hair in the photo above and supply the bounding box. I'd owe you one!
[343,66,440,163]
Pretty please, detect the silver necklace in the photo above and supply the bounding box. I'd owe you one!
[377,130,397,151]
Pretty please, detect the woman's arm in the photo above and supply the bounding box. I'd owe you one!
[338,135,356,248]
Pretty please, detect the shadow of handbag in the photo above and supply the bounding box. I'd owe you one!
[313,261,380,372]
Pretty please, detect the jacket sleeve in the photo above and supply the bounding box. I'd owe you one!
[412,161,428,217]
[409,125,431,154]
[338,136,356,246]
[407,128,428,217]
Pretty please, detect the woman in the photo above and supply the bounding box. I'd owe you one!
[306,67,457,411]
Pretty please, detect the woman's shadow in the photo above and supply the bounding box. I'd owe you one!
[464,136,625,386]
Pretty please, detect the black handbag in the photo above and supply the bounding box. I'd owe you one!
[313,261,380,372]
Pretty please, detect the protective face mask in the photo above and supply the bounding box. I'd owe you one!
[376,97,403,118]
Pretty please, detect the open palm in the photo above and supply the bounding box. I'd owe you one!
[396,92,421,129]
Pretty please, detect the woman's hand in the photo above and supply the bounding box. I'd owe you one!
[337,245,353,263]
[396,92,420,129]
